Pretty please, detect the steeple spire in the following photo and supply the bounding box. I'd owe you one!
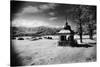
[65,16,68,25]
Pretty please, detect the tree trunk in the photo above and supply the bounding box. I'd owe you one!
[88,24,93,39]
[79,22,83,43]
[89,32,93,39]
[79,6,83,43]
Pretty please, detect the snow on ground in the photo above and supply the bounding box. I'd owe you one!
[12,35,96,65]
[74,35,96,44]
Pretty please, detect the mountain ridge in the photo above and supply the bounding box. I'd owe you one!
[11,26,62,36]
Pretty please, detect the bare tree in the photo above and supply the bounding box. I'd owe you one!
[67,5,96,42]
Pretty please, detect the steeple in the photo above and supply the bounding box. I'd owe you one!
[64,17,71,30]
[65,16,69,25]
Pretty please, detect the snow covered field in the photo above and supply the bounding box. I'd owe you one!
[11,35,96,66]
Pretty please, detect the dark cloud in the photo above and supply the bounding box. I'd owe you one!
[11,1,96,29]
[10,1,25,21]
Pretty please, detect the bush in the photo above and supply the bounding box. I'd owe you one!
[18,38,24,40]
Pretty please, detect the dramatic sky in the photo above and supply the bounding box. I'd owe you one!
[11,1,79,28]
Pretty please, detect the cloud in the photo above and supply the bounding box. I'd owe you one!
[49,17,57,21]
[48,12,55,16]
[22,6,40,13]
[19,3,57,14]
[15,3,57,18]
[12,18,50,27]
[39,3,56,10]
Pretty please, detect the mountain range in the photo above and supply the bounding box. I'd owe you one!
[11,26,62,37]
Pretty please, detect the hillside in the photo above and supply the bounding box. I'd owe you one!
[11,26,61,36]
